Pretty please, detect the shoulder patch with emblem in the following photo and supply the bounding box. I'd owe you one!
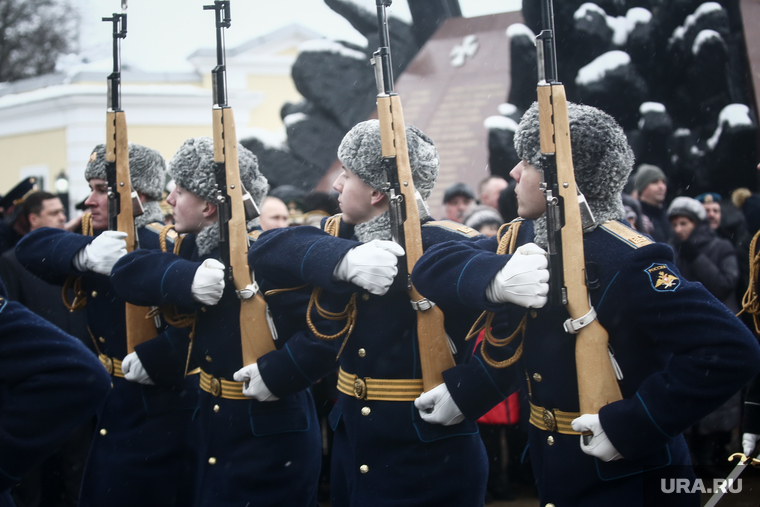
[644,263,681,292]
[599,220,652,248]
[423,220,481,237]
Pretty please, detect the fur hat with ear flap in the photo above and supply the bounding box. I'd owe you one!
[514,101,635,227]
[168,136,268,209]
[85,143,166,201]
[337,119,439,200]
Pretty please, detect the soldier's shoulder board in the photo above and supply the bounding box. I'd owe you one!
[423,220,482,237]
[248,230,262,242]
[599,220,652,249]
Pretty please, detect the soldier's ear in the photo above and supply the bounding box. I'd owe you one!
[370,190,387,206]
[202,201,217,219]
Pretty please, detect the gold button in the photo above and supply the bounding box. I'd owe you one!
[362,294,370,301]
[547,436,555,446]
[546,504,556,507]
[533,373,542,382]
[361,407,371,416]
[99,336,106,343]
[531,310,537,318]
[360,465,369,474]
[205,355,213,362]
[213,405,220,413]
[91,291,97,298]
[358,348,366,357]
[201,307,207,312]
[99,429,107,436]
[208,457,216,465]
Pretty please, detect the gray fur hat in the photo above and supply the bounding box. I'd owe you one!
[337,119,439,200]
[85,143,166,201]
[168,137,268,207]
[514,102,635,224]
[668,196,706,223]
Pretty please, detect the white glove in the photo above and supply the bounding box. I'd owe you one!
[73,231,128,275]
[571,414,622,462]
[333,240,405,296]
[485,243,549,308]
[121,352,155,385]
[743,433,759,457]
[233,363,279,401]
[414,383,465,426]
[191,259,226,305]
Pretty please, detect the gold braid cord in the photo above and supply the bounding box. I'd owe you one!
[739,229,760,333]
[303,214,360,358]
[466,221,528,368]
[62,212,94,312]
[153,224,197,376]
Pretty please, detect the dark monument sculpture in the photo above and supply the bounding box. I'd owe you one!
[493,0,758,199]
[241,0,758,208]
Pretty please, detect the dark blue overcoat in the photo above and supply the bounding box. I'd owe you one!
[412,219,760,507]
[16,226,198,507]
[248,218,489,507]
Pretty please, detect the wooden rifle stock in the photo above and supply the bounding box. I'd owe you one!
[105,111,157,354]
[377,94,455,392]
[210,107,275,365]
[537,85,622,414]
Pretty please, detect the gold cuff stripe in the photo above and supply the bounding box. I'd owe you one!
[529,401,582,435]
[98,354,124,378]
[199,370,248,400]
[337,368,424,402]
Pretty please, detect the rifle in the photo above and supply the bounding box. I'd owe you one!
[204,0,275,365]
[372,0,455,392]
[102,1,157,353]
[535,0,622,415]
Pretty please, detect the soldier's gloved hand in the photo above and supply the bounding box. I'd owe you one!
[73,231,128,275]
[572,414,622,462]
[121,352,155,385]
[333,240,405,296]
[414,383,465,426]
[485,243,549,308]
[191,259,225,305]
[742,433,759,457]
[233,363,279,402]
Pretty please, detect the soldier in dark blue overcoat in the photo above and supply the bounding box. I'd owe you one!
[109,137,321,507]
[0,279,111,507]
[411,102,760,507]
[246,120,489,507]
[15,144,198,507]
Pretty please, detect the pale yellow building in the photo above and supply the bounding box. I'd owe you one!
[0,24,318,207]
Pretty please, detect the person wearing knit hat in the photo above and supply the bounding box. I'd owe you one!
[411,101,760,507]
[15,141,202,506]
[109,137,323,505]
[668,195,743,473]
[633,164,671,243]
[246,119,490,506]
[464,204,503,237]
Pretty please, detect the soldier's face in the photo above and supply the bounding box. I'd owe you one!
[167,185,213,234]
[84,178,109,230]
[333,167,379,225]
[510,160,546,220]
